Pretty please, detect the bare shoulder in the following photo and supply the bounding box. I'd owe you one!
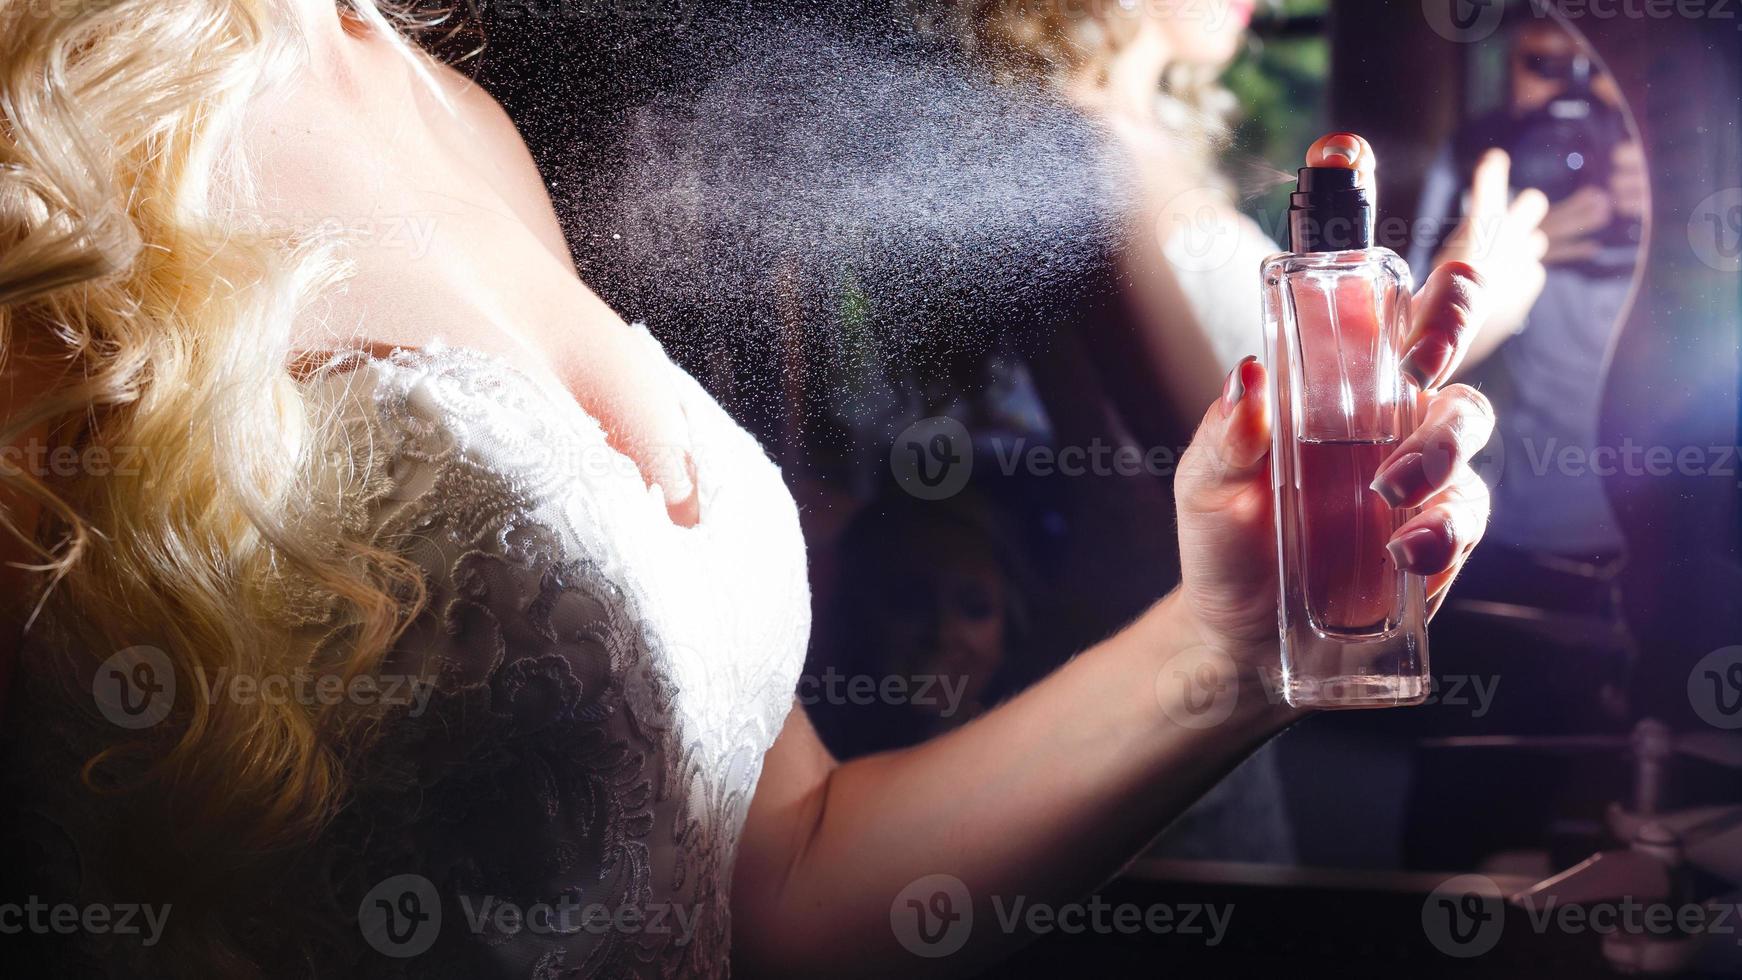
[424,58,576,267]
[427,59,520,140]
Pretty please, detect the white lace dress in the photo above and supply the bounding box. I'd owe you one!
[3,326,811,978]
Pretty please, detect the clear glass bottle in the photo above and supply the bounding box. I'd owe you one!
[1261,166,1428,709]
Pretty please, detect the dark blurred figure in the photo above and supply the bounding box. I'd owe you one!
[809,489,1040,757]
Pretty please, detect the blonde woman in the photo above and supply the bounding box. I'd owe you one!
[0,2,1496,976]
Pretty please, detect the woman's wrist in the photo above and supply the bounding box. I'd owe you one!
[1141,590,1306,738]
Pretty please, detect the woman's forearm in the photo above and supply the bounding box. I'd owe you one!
[733,590,1297,978]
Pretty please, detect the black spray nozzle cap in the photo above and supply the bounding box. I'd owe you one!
[1288,166,1374,253]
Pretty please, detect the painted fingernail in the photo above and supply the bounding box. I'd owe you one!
[1319,133,1361,167]
[1370,451,1425,507]
[1401,339,1449,388]
[1220,355,1257,418]
[1387,526,1442,573]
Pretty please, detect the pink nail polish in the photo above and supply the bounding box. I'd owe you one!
[1220,355,1256,418]
[1370,451,1424,507]
[1401,340,1448,389]
[1386,527,1441,573]
[1320,134,1361,166]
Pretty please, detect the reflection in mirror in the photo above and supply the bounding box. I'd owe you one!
[1406,5,1648,580]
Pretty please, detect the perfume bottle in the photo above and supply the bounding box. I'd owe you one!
[1261,165,1428,709]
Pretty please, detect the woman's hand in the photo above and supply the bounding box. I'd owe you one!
[1174,263,1496,668]
[1173,133,1499,674]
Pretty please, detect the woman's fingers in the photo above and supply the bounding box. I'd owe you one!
[1372,383,1497,616]
[1410,467,1492,618]
[1176,356,1270,515]
[1401,261,1488,388]
[1370,384,1496,508]
[1371,384,1495,609]
[1386,464,1491,578]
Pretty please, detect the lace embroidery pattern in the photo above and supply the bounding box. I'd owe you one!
[4,333,810,979]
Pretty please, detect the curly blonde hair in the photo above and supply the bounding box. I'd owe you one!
[956,0,1240,182]
[0,1,461,972]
